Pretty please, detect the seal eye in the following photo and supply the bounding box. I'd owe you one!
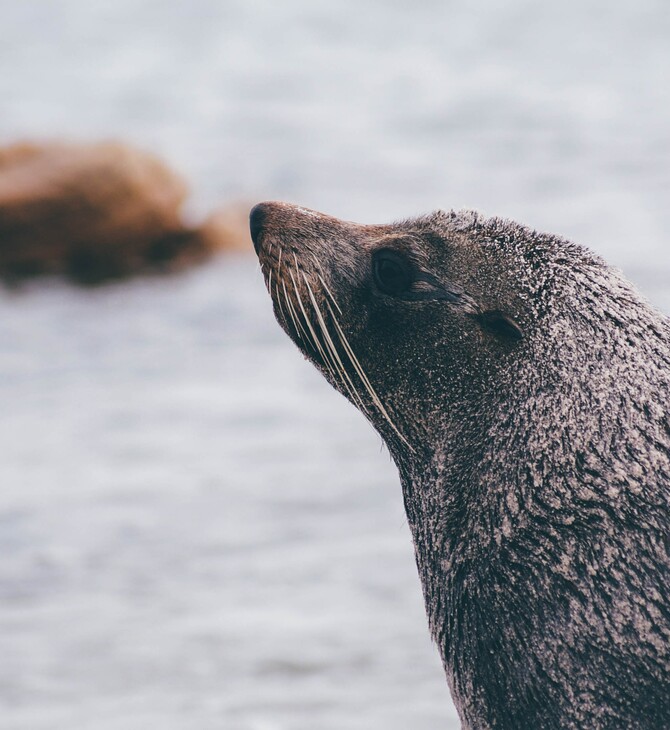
[372,249,413,296]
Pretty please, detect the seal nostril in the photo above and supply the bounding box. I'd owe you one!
[249,203,269,254]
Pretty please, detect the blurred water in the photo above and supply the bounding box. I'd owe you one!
[0,2,669,729]
[0,0,669,269]
[0,261,459,730]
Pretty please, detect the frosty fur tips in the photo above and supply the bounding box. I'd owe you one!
[251,202,670,730]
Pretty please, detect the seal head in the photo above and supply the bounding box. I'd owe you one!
[251,201,670,729]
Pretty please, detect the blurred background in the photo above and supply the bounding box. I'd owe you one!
[0,1,669,729]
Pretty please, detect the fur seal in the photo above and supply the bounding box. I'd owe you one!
[250,201,670,729]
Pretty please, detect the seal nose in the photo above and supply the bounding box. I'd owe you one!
[249,203,270,254]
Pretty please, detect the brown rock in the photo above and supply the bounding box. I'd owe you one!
[0,140,250,285]
[196,203,254,255]
[138,204,255,276]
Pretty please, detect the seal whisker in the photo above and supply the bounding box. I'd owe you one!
[275,247,284,289]
[325,300,411,449]
[286,270,315,346]
[301,272,370,413]
[315,271,343,315]
[285,288,307,344]
[285,274,325,359]
[313,328,363,407]
[274,281,287,322]
[281,279,305,343]
[307,252,330,283]
[288,269,352,390]
[290,271,343,385]
[307,253,343,315]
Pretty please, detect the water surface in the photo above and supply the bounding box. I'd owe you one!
[0,2,668,728]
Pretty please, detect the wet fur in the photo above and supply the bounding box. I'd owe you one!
[252,204,670,729]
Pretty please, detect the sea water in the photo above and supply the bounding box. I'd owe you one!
[0,1,668,728]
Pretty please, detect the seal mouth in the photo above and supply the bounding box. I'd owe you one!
[260,240,336,373]
[250,203,336,370]
[274,268,329,368]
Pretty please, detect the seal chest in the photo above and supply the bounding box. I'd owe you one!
[250,201,670,730]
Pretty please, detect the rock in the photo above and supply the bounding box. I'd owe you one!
[197,204,254,255]
[0,140,252,285]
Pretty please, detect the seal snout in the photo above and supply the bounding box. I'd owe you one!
[249,202,273,253]
[250,201,336,255]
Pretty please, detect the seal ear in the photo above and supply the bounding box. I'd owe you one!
[477,310,524,342]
